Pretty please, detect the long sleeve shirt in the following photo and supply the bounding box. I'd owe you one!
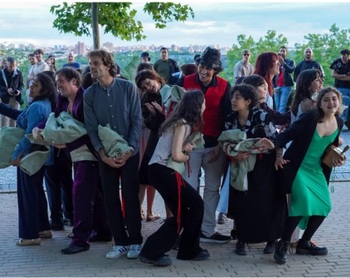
[83,78,142,154]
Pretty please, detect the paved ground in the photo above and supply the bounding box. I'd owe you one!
[1,130,350,277]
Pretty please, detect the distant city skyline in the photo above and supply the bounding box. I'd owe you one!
[2,1,349,49]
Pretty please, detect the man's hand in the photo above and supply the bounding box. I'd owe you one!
[10,156,21,167]
[99,149,133,168]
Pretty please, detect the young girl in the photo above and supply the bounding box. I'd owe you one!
[139,89,209,266]
[274,87,345,265]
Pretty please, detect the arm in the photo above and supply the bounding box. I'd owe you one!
[83,88,104,152]
[171,124,190,163]
[126,84,142,152]
[0,103,22,120]
[233,63,242,79]
[283,59,295,74]
[331,69,350,81]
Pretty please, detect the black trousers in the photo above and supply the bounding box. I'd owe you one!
[98,153,142,246]
[140,163,204,260]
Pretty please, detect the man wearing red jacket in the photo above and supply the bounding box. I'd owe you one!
[177,47,232,243]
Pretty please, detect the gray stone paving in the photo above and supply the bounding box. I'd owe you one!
[1,130,350,277]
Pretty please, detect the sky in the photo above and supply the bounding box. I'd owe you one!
[1,1,349,49]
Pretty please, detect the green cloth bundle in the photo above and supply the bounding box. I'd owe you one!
[98,124,132,157]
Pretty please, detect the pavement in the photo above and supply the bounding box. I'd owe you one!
[1,131,350,277]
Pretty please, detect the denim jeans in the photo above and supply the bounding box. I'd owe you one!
[274,86,292,113]
[337,87,350,124]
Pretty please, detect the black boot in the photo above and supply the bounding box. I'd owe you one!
[235,240,247,256]
[296,240,328,255]
[274,239,290,264]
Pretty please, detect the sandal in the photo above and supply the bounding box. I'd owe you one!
[39,230,53,239]
[16,238,41,246]
[146,212,161,222]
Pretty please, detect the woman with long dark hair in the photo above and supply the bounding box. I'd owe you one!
[0,72,56,245]
[139,90,209,266]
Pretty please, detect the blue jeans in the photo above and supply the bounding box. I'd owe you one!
[217,167,230,214]
[274,86,292,113]
[337,87,350,123]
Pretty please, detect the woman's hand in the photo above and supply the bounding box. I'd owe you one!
[258,138,275,151]
[53,143,67,149]
[10,156,21,167]
[333,156,346,167]
[145,101,162,116]
[274,156,290,170]
[182,142,194,154]
[32,127,45,143]
[207,144,223,163]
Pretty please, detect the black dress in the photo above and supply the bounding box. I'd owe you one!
[226,107,287,243]
[138,92,166,185]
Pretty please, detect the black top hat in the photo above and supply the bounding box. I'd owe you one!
[199,47,223,73]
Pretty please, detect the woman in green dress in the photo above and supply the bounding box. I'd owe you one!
[273,87,345,265]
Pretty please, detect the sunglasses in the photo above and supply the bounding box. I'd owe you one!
[243,54,250,56]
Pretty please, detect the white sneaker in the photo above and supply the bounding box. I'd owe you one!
[106,245,129,259]
[127,244,142,259]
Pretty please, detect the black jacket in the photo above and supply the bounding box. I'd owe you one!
[273,58,295,87]
[0,68,24,104]
[274,111,343,192]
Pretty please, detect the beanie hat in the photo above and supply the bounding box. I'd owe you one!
[199,47,223,73]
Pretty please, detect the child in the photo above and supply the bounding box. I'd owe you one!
[139,89,209,266]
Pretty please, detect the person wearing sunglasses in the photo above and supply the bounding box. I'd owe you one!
[233,49,254,83]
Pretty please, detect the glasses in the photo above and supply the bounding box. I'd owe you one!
[243,54,250,56]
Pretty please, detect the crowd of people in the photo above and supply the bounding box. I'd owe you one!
[0,45,348,267]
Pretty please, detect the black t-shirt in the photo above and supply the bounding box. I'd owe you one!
[330,58,350,88]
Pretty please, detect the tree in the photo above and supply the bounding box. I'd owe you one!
[294,24,350,86]
[50,2,194,49]
[223,30,288,84]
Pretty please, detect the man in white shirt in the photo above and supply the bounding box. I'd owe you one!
[233,49,254,83]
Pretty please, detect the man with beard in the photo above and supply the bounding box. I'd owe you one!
[177,46,232,244]
[294,47,324,82]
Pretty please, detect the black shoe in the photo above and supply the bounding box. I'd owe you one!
[139,254,172,266]
[263,240,277,254]
[200,232,231,244]
[61,242,90,255]
[50,221,64,231]
[296,240,328,256]
[274,239,290,264]
[89,233,112,242]
[235,240,247,256]
[190,248,210,261]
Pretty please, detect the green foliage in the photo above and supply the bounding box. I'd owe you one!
[50,2,194,43]
[223,30,288,84]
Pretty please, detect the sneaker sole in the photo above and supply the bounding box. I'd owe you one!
[139,256,172,266]
[296,249,328,255]
[200,238,231,244]
[106,252,128,259]
[127,253,140,259]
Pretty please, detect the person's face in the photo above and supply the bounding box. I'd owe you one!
[198,64,215,86]
[231,91,251,112]
[257,80,268,100]
[28,56,36,65]
[34,52,43,62]
[89,56,110,80]
[160,49,168,60]
[68,55,74,63]
[270,58,280,76]
[140,57,149,63]
[140,78,161,93]
[29,78,42,99]
[1,60,7,68]
[7,62,16,72]
[309,76,323,93]
[320,91,339,115]
[242,52,250,63]
[279,48,287,59]
[56,73,77,98]
[304,48,313,61]
[341,53,349,64]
